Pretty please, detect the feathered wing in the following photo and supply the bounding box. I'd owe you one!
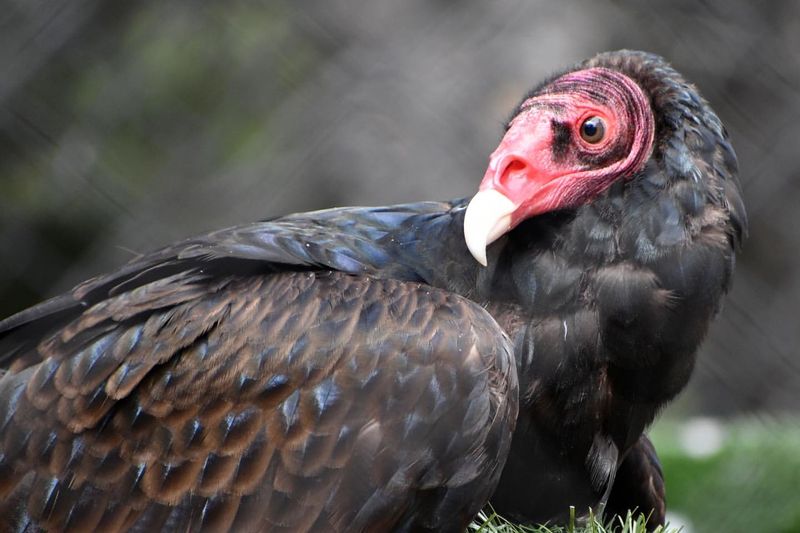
[0,205,517,532]
[0,201,466,371]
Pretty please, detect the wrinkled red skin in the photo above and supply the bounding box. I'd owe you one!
[479,68,655,229]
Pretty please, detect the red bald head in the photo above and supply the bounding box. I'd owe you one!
[464,67,655,265]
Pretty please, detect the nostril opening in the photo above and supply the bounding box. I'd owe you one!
[493,156,531,188]
[498,158,529,187]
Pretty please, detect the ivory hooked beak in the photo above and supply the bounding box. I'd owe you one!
[463,189,517,266]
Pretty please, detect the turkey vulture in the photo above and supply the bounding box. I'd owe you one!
[0,50,745,531]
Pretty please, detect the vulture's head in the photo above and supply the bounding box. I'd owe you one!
[464,50,746,266]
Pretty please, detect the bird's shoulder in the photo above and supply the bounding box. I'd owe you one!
[0,199,468,367]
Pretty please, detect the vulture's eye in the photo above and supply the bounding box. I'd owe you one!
[579,116,605,144]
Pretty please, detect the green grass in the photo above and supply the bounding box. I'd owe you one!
[650,417,800,533]
[469,508,678,533]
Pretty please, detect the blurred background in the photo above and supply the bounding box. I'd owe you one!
[1,1,798,531]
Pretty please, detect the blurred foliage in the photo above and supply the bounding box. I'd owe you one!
[651,418,800,532]
[1,1,336,315]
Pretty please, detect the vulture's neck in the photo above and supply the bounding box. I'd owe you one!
[390,164,736,456]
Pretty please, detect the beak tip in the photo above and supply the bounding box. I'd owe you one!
[472,248,489,267]
[464,230,488,266]
[463,189,517,268]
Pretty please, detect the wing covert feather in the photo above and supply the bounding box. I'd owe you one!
[0,270,517,532]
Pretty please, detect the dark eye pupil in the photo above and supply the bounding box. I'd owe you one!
[580,116,605,143]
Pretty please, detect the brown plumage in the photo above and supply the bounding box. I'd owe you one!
[0,271,516,531]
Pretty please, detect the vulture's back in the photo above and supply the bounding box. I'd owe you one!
[0,203,518,532]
